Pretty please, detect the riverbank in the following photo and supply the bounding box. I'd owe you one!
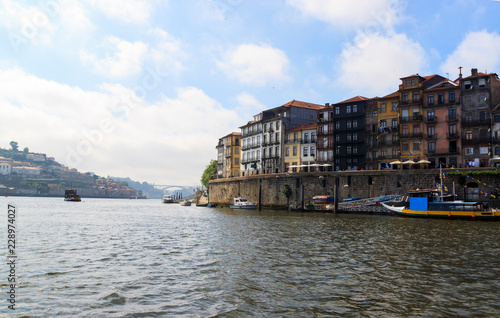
[208,167,500,208]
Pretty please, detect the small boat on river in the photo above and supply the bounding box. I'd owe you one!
[179,200,191,206]
[230,197,256,209]
[312,195,334,204]
[64,189,81,202]
[162,194,174,203]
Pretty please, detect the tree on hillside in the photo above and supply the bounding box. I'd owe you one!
[10,141,18,152]
[201,159,217,189]
[23,147,29,153]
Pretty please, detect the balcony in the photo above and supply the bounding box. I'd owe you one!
[379,140,399,147]
[317,129,334,136]
[399,114,423,123]
[461,117,491,127]
[399,132,423,139]
[462,136,490,145]
[242,128,263,137]
[446,132,459,140]
[424,117,437,124]
[425,134,437,141]
[427,147,460,155]
[446,115,458,123]
[400,98,422,106]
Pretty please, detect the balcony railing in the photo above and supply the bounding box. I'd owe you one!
[427,147,460,155]
[462,136,490,145]
[425,134,437,141]
[446,115,458,123]
[446,132,459,139]
[461,117,491,127]
[424,117,437,124]
[399,132,423,139]
[399,114,423,123]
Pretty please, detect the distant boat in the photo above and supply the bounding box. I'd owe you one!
[312,195,334,204]
[162,194,174,203]
[64,189,81,202]
[179,200,191,206]
[230,197,256,209]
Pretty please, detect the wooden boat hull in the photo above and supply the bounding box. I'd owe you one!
[229,204,256,209]
[392,208,500,220]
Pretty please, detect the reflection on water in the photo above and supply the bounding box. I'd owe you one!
[2,197,500,317]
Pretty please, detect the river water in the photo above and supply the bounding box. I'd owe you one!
[1,197,499,317]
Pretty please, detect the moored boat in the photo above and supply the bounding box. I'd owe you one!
[162,194,174,203]
[179,200,191,206]
[64,189,81,202]
[230,197,256,209]
[312,195,334,204]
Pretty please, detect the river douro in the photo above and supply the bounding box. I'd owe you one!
[1,197,499,317]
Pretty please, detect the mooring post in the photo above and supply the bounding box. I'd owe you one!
[258,184,262,211]
[334,176,339,214]
[301,184,305,212]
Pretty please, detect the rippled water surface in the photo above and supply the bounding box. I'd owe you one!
[1,197,500,317]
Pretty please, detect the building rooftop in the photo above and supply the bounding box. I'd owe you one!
[336,96,370,104]
[281,100,324,110]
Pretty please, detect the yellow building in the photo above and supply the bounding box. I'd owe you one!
[284,127,302,172]
[377,91,400,169]
[222,132,241,178]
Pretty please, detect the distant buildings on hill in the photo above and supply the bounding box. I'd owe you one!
[216,67,500,177]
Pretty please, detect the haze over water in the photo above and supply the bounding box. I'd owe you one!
[2,197,499,317]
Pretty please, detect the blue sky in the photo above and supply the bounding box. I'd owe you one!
[0,0,499,185]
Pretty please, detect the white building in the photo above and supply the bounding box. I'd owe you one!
[240,113,263,176]
[12,166,42,176]
[0,163,11,175]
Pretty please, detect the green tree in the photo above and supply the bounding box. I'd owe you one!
[201,159,217,188]
[10,141,18,152]
[283,184,292,206]
[23,147,29,153]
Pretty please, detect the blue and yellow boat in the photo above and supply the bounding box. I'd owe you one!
[381,189,499,220]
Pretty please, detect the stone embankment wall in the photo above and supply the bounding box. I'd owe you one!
[209,168,500,207]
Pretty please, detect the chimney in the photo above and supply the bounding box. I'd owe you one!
[325,103,330,107]
[471,68,478,77]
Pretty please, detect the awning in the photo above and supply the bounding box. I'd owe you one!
[390,160,402,165]
[416,160,431,164]
[402,160,416,165]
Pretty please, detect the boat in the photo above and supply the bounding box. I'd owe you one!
[381,165,499,220]
[229,197,256,209]
[312,195,334,204]
[343,197,360,202]
[162,194,174,203]
[179,200,191,206]
[64,189,81,202]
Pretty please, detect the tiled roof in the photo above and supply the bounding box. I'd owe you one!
[336,96,370,104]
[400,73,422,80]
[381,91,399,99]
[286,123,317,132]
[281,100,324,110]
[462,72,498,79]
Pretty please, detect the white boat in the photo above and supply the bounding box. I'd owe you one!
[230,197,256,209]
[179,200,191,206]
[162,194,174,203]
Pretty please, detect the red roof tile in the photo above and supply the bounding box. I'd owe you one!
[336,96,370,104]
[381,91,399,99]
[281,100,324,110]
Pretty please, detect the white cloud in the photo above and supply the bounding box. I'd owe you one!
[0,68,238,185]
[336,33,428,97]
[287,0,401,30]
[86,0,155,23]
[217,43,290,86]
[441,30,500,79]
[147,27,185,75]
[80,36,148,78]
[234,92,266,119]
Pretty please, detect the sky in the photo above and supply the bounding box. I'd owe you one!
[0,0,500,186]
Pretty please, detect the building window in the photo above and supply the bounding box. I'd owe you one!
[304,133,309,143]
[347,105,351,113]
[412,91,420,102]
[303,147,308,157]
[464,96,472,105]
[438,93,445,104]
[402,142,409,151]
[347,146,352,154]
[311,147,315,157]
[392,119,398,128]
[427,94,434,105]
[380,120,386,128]
[335,107,340,115]
[465,147,474,155]
[391,102,398,112]
[353,105,357,112]
[353,120,358,128]
[372,110,378,117]
[347,134,352,141]
[449,108,456,120]
[428,142,435,152]
[465,130,472,140]
[335,134,340,142]
[449,124,457,135]
[335,122,340,130]
[347,121,352,129]
[380,103,386,113]
[449,91,456,103]
[479,78,486,87]
[353,146,358,154]
[464,81,472,90]
[413,141,420,151]
[427,126,435,137]
[496,147,500,155]
[402,92,409,103]
[293,146,297,156]
[427,110,435,121]
[353,133,358,141]
[480,147,488,155]
[285,147,290,157]
[495,115,500,123]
